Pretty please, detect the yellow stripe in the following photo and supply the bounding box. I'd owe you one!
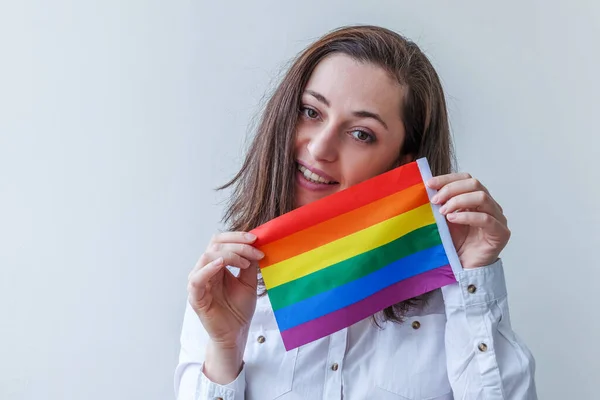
[261,203,435,288]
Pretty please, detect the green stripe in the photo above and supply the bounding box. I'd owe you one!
[267,223,442,311]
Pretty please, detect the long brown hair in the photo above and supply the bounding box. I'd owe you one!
[221,25,455,323]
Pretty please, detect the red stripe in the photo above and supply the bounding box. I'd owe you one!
[251,161,422,247]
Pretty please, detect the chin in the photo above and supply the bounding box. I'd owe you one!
[294,194,311,209]
[294,189,334,209]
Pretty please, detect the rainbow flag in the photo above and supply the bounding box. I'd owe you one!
[251,158,462,350]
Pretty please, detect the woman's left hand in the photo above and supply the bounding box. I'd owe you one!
[427,173,510,270]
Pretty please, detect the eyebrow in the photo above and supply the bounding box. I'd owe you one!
[352,110,388,130]
[306,90,330,107]
[305,89,389,130]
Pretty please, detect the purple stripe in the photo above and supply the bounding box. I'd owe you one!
[280,265,456,351]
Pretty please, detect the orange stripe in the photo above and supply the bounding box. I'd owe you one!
[251,162,422,246]
[259,182,429,268]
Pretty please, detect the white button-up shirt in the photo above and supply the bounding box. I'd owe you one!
[174,260,537,399]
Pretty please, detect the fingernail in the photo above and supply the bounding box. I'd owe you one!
[439,205,447,214]
[255,250,265,260]
[245,233,257,241]
[215,257,224,265]
[446,213,456,220]
[431,195,439,204]
[426,178,435,188]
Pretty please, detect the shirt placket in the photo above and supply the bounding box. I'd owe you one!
[322,328,347,399]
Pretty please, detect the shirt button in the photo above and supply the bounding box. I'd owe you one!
[257,335,266,344]
[478,342,488,352]
[467,284,477,294]
[412,321,421,330]
[331,363,339,371]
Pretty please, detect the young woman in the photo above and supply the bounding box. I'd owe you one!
[175,25,537,400]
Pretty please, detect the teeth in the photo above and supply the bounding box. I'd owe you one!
[298,164,334,184]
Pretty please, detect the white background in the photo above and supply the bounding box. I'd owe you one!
[1,1,598,399]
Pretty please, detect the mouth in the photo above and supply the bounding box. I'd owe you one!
[296,162,339,185]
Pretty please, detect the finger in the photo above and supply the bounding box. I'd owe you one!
[187,257,224,303]
[189,251,252,280]
[207,250,253,270]
[439,191,506,224]
[430,177,489,205]
[238,260,259,290]
[188,252,221,278]
[426,172,472,190]
[210,231,257,246]
[207,242,264,262]
[446,211,509,236]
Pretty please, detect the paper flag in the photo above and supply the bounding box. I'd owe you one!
[250,158,462,350]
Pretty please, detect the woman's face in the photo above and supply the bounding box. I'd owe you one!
[294,53,408,208]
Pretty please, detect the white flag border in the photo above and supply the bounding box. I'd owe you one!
[416,157,464,276]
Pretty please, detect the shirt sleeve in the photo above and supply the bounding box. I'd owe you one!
[441,259,538,400]
[174,301,247,400]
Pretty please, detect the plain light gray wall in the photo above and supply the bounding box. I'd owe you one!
[1,1,598,399]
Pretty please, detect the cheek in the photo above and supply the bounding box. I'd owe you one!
[294,124,310,152]
[342,146,399,185]
[342,155,389,185]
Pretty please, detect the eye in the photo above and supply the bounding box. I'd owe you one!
[301,106,319,119]
[350,129,375,143]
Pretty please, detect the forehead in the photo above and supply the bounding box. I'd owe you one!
[304,53,404,115]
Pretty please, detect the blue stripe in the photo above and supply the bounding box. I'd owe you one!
[274,244,449,331]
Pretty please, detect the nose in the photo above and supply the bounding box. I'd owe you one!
[307,123,339,163]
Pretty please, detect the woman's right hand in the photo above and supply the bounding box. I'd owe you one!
[187,231,264,349]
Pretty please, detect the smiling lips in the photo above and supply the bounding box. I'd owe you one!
[297,164,337,184]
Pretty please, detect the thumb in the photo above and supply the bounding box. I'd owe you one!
[238,260,258,290]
